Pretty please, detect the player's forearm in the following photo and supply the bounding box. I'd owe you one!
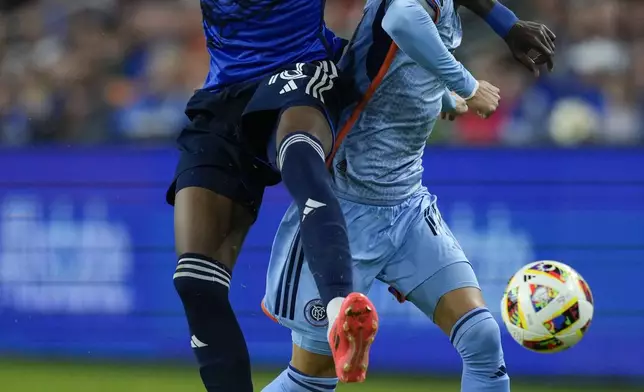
[458,0,518,38]
[382,0,478,98]
[456,0,495,17]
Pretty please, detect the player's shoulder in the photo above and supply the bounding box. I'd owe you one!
[383,0,443,22]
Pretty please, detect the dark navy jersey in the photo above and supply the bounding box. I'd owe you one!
[200,0,346,91]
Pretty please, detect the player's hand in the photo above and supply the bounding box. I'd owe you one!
[505,20,556,77]
[466,81,500,119]
[440,93,468,121]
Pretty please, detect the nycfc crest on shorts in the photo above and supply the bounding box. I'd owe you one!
[304,299,327,327]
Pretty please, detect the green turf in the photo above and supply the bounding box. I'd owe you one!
[0,360,641,392]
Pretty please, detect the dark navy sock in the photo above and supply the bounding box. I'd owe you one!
[278,132,353,305]
[173,253,253,392]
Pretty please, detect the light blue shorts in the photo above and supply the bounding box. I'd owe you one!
[262,187,479,356]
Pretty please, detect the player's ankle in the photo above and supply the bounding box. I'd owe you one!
[326,297,344,341]
[326,297,344,318]
[262,366,338,392]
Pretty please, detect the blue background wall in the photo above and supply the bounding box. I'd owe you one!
[0,148,642,376]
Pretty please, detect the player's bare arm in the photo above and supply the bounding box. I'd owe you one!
[457,0,556,76]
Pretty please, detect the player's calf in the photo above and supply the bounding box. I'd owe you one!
[275,106,353,306]
[275,103,380,383]
[173,188,254,392]
[435,288,510,392]
[408,264,509,392]
[451,307,509,392]
[173,253,253,392]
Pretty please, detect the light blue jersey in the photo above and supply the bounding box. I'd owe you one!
[263,0,480,356]
[332,0,464,204]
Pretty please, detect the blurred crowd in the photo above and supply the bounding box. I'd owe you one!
[0,0,642,146]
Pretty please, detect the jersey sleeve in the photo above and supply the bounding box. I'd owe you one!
[441,88,458,112]
[388,0,440,22]
[382,0,478,98]
[419,0,441,22]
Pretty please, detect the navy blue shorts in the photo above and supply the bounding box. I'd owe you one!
[166,60,349,220]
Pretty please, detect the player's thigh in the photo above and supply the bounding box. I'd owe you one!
[243,61,344,158]
[168,101,272,268]
[262,237,334,373]
[262,204,333,349]
[380,193,482,329]
[262,200,387,316]
[380,193,470,298]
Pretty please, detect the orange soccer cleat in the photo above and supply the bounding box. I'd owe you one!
[328,293,379,383]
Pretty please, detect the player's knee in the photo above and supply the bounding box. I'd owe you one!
[174,187,253,267]
[173,253,233,302]
[277,106,333,153]
[277,133,331,196]
[458,316,503,364]
[433,286,485,335]
[452,309,507,378]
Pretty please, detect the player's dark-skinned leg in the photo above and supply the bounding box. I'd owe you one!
[275,106,352,309]
[276,106,378,383]
[277,107,378,383]
[173,187,254,392]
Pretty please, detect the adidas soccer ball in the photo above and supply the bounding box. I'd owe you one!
[500,260,594,353]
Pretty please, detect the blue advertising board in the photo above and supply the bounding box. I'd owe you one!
[0,147,642,376]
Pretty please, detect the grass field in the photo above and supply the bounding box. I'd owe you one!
[1,360,642,392]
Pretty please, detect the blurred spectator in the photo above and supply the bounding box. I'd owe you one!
[0,0,642,146]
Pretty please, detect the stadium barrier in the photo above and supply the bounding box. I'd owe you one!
[0,147,642,376]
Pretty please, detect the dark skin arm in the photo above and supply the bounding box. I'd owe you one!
[457,0,557,76]
[456,0,500,17]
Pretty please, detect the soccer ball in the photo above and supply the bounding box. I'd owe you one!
[500,260,594,353]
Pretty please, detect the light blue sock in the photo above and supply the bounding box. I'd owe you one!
[261,365,338,392]
[451,308,510,392]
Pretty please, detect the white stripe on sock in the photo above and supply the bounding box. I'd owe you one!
[277,134,325,170]
[178,257,231,280]
[172,271,230,289]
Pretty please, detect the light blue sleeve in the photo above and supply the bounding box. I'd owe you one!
[381,0,478,98]
[441,89,457,112]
